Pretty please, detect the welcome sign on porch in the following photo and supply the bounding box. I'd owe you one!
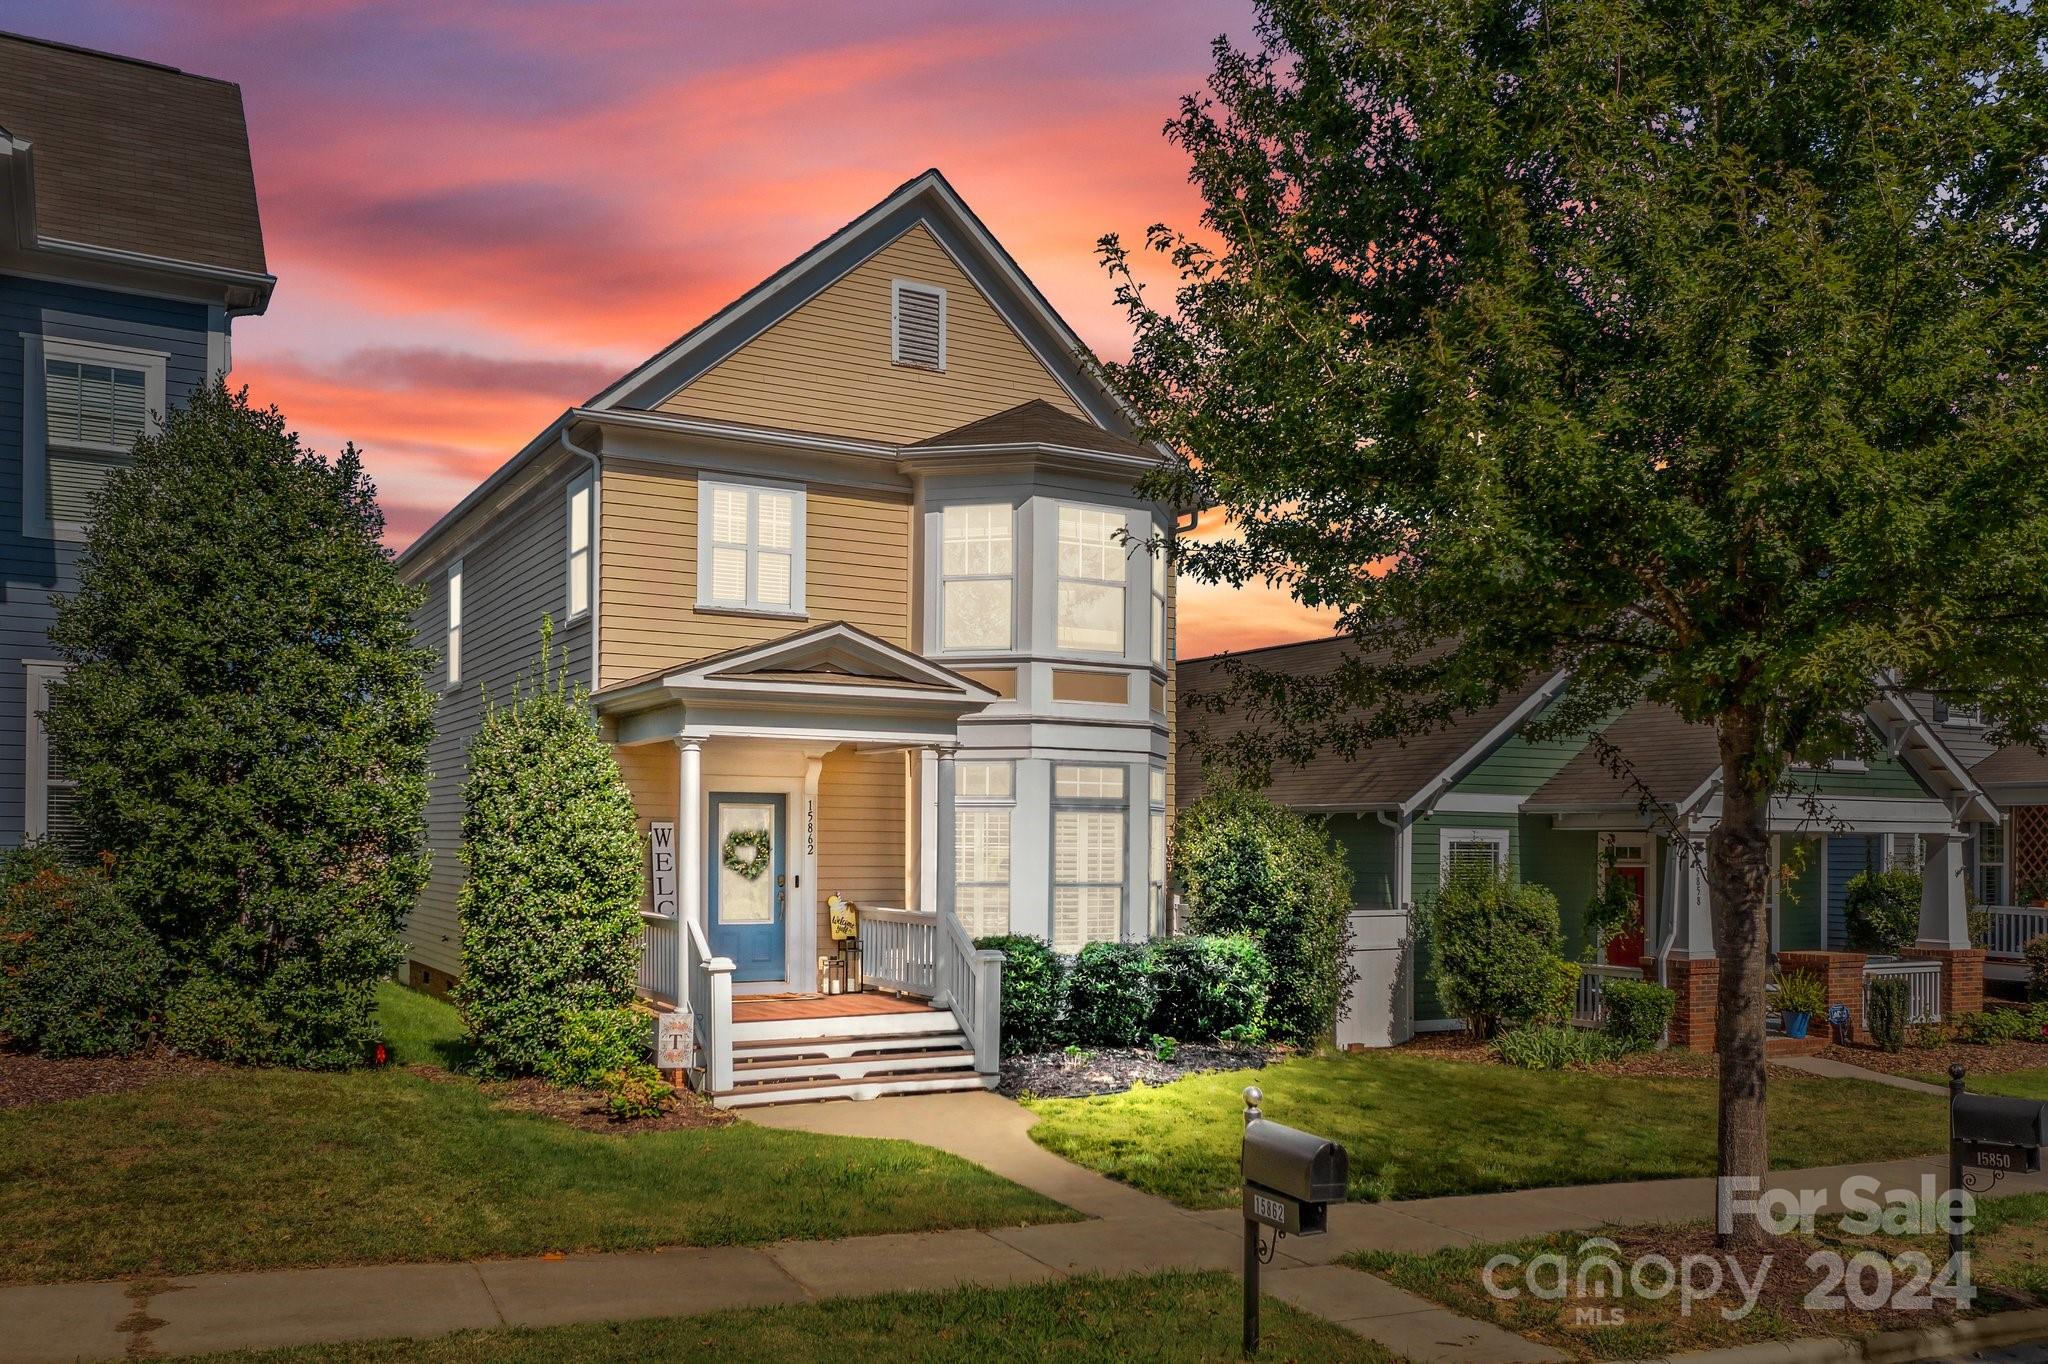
[649,822,678,917]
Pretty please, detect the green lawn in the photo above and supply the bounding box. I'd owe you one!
[1349,1194,2048,1360]
[1908,1067,2048,1101]
[167,1272,1381,1363]
[0,986,1071,1284]
[1024,1051,1951,1207]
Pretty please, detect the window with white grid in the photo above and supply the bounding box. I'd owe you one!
[1057,505,1126,654]
[566,472,592,620]
[28,337,166,539]
[1053,763,1126,952]
[698,478,805,614]
[954,760,1013,937]
[446,560,464,687]
[1149,539,1168,669]
[941,504,1013,651]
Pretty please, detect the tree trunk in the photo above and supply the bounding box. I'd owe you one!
[1708,706,1775,1249]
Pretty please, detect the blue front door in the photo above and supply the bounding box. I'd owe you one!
[708,792,787,982]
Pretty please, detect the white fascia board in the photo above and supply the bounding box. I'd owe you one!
[1430,792,1526,814]
[394,412,574,577]
[895,442,1161,479]
[1870,690,1994,821]
[1398,669,1572,820]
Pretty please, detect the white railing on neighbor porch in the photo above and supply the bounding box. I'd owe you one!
[1984,905,2048,960]
[1863,958,1942,1025]
[638,912,678,1002]
[857,906,1002,1076]
[1573,963,1644,1027]
[683,912,734,1093]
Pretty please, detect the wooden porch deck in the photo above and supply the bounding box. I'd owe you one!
[731,993,938,1024]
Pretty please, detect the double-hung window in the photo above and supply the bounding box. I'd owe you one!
[954,760,1013,937]
[1440,828,1509,881]
[1148,767,1168,937]
[698,478,805,614]
[446,560,464,687]
[565,472,593,621]
[1149,538,1168,669]
[1057,505,1126,654]
[940,504,1012,651]
[27,337,167,539]
[1053,763,1126,952]
[1978,822,2006,906]
[23,662,82,854]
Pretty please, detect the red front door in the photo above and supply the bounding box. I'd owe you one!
[1605,865,1648,967]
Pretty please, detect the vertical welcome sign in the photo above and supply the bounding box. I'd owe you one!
[650,821,678,916]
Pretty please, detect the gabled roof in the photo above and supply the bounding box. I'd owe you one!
[1972,744,2048,788]
[593,621,998,715]
[585,169,1137,433]
[0,31,268,282]
[1526,703,1722,811]
[1174,636,1561,812]
[907,399,1156,462]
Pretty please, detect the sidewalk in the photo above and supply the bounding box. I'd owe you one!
[9,1088,2044,1364]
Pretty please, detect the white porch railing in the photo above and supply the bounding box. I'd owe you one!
[683,912,734,1093]
[1863,958,1942,1025]
[1984,905,2048,960]
[857,906,1002,1075]
[638,912,678,1003]
[1573,963,1643,1027]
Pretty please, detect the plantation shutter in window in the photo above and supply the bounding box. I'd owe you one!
[892,282,944,369]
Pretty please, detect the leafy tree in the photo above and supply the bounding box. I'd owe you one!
[1173,786,1353,1044]
[456,627,645,1077]
[43,382,433,1068]
[1108,1,2048,1238]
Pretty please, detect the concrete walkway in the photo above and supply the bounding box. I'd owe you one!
[10,1090,2046,1364]
[1774,1054,1952,1096]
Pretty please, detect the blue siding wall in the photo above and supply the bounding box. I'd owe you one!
[1825,835,1883,949]
[0,276,215,846]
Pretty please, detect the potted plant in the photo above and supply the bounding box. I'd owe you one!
[2020,871,2048,910]
[1772,968,1828,1039]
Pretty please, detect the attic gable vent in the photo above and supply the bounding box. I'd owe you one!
[892,280,946,370]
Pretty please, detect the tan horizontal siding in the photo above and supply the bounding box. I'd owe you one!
[616,743,680,915]
[654,223,1084,444]
[599,460,911,685]
[816,748,908,952]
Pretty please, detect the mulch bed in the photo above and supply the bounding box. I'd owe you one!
[1397,1030,1826,1080]
[1816,1038,2048,1079]
[999,1042,1273,1099]
[0,1044,207,1109]
[482,1075,735,1132]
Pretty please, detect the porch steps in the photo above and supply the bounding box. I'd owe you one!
[713,1005,994,1108]
[1765,1033,1830,1058]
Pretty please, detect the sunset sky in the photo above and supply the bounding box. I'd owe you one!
[3,0,1337,657]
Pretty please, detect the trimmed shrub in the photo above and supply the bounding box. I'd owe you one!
[1538,957,1581,1026]
[42,383,434,1070]
[1064,941,1154,1047]
[602,1063,674,1120]
[1601,978,1675,1053]
[457,629,646,1078]
[1146,934,1273,1043]
[0,847,165,1057]
[1421,864,1565,1038]
[1844,869,1922,955]
[163,975,278,1063]
[2024,932,2048,1004]
[544,1006,650,1088]
[1174,787,1353,1046]
[979,934,1066,1055]
[1865,976,1909,1053]
[1495,1024,1617,1070]
[1954,1008,2038,1045]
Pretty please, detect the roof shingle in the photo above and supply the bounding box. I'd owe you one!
[1527,703,1721,809]
[910,399,1156,461]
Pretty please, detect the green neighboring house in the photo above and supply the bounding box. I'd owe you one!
[1176,638,1996,1051]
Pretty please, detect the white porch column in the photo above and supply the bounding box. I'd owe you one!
[1918,828,1972,949]
[916,746,940,912]
[801,755,822,992]
[935,744,959,917]
[675,737,703,1008]
[1665,833,1715,959]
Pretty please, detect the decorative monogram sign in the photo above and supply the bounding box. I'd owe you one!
[649,822,678,916]
[658,1010,695,1070]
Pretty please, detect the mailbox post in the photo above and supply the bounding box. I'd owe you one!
[1240,1085,1350,1355]
[1946,1065,2048,1262]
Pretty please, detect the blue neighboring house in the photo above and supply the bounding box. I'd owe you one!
[0,31,273,847]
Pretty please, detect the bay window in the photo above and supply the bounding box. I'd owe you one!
[1053,763,1125,952]
[940,504,1013,651]
[1149,537,1168,669]
[954,760,1013,937]
[1149,767,1167,937]
[1056,505,1126,654]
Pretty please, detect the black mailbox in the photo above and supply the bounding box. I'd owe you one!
[1954,1094,2048,1150]
[1242,1118,1350,1204]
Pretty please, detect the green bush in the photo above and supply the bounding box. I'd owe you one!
[1865,976,1909,1053]
[2024,933,2048,1003]
[42,383,434,1070]
[544,1006,650,1088]
[1146,934,1273,1043]
[601,1062,674,1120]
[1421,864,1564,1038]
[1538,957,1581,1026]
[1064,941,1154,1047]
[1174,787,1352,1046]
[1954,1008,2039,1045]
[1844,869,1923,955]
[163,975,278,1064]
[0,847,165,1057]
[1602,978,1675,1053]
[1494,1024,1618,1070]
[978,934,1066,1055]
[456,628,646,1078]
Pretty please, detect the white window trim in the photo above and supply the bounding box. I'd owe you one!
[22,334,169,542]
[22,661,69,842]
[1148,539,1168,670]
[938,502,1015,653]
[565,471,593,623]
[954,761,1014,937]
[1052,761,1129,951]
[1054,502,1130,658]
[1148,765,1168,937]
[890,279,947,371]
[445,559,464,689]
[1439,826,1510,877]
[695,476,808,617]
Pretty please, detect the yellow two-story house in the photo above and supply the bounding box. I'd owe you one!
[396,171,1175,1104]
